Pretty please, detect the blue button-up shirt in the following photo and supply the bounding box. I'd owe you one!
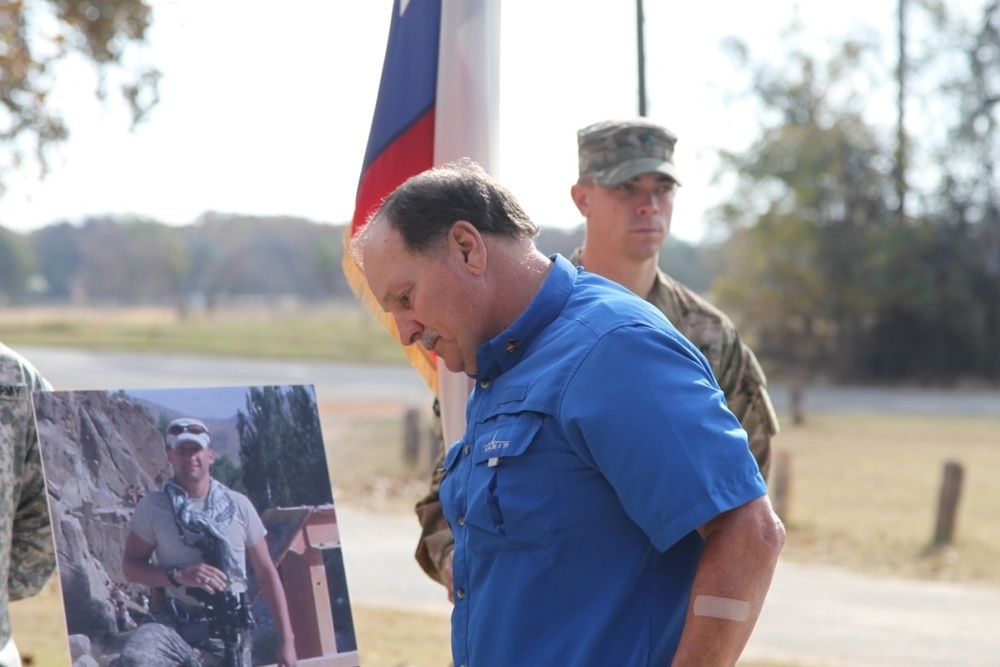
[441,255,767,666]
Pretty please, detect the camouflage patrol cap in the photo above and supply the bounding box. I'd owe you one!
[577,118,681,187]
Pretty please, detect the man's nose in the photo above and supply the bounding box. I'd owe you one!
[635,190,660,215]
[394,315,423,346]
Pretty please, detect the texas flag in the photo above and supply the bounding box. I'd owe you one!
[343,0,500,443]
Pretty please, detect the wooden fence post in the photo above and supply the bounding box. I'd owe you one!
[403,406,420,469]
[933,460,964,545]
[790,384,805,426]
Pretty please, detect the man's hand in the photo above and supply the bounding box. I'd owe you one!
[178,563,228,594]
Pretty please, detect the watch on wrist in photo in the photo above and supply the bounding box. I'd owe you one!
[165,567,181,587]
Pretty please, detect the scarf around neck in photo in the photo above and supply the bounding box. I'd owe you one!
[163,478,245,590]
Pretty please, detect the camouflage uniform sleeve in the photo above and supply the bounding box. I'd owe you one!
[715,339,778,480]
[2,348,57,602]
[647,273,779,480]
[0,348,54,656]
[413,399,455,585]
[8,396,57,601]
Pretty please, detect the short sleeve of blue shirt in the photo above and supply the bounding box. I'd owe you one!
[560,320,766,551]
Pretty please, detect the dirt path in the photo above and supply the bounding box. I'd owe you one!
[336,505,1000,667]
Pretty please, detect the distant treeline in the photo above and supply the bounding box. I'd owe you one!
[3,210,997,387]
[0,212,715,308]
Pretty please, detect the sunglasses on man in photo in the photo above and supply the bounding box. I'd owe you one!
[167,423,208,436]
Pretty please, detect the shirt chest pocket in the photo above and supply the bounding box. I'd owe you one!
[462,412,558,554]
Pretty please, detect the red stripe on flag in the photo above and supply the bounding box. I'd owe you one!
[343,0,498,404]
[351,110,436,235]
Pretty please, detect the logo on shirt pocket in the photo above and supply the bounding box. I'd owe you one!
[464,412,557,554]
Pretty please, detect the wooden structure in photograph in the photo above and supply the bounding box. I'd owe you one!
[258,505,360,667]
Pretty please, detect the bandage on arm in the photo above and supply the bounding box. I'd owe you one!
[693,595,751,622]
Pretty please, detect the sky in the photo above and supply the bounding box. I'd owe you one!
[0,1,908,242]
[125,386,260,419]
[125,385,316,419]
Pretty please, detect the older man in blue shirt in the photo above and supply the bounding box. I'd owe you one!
[353,159,785,666]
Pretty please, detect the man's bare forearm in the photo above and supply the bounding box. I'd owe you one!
[671,496,785,666]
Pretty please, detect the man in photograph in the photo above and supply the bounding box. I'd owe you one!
[121,417,297,667]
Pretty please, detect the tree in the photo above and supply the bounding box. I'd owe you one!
[23,214,358,306]
[237,386,331,511]
[211,454,247,496]
[0,0,158,197]
[711,35,894,379]
[0,224,34,301]
[922,0,1000,380]
[285,385,333,506]
[72,216,182,304]
[185,213,345,306]
[712,3,1000,384]
[26,221,82,300]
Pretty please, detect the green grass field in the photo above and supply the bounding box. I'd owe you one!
[5,304,999,667]
[0,303,410,364]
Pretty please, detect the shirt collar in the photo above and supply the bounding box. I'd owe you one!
[475,254,577,380]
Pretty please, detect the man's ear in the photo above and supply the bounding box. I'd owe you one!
[448,220,487,276]
[570,182,590,216]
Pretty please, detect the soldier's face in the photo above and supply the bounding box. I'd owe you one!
[573,172,677,262]
[167,442,216,484]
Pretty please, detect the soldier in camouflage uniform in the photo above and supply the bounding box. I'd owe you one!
[0,343,56,667]
[412,118,779,595]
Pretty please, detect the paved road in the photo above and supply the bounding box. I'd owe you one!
[18,347,1000,666]
[766,383,1000,418]
[20,346,999,417]
[336,505,1000,667]
[18,346,434,407]
[744,558,1000,666]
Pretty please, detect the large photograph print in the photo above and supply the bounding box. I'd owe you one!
[34,384,360,667]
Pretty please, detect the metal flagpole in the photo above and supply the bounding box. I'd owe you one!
[636,0,647,116]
